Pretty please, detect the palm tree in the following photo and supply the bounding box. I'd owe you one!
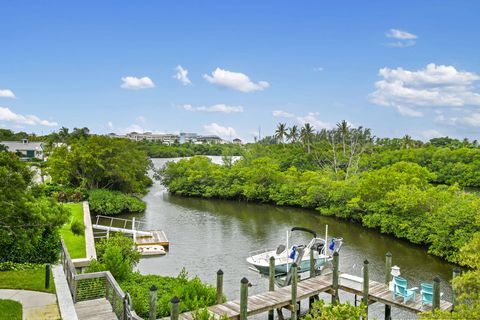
[275,123,287,145]
[402,135,413,149]
[287,125,299,143]
[336,120,350,156]
[300,123,315,153]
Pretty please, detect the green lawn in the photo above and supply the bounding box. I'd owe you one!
[0,265,55,294]
[60,203,86,259]
[0,299,22,320]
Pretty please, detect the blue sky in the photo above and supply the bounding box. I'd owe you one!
[1,1,480,141]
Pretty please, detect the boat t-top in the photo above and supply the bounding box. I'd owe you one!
[246,226,343,276]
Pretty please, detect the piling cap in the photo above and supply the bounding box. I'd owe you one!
[386,252,392,257]
[241,277,249,284]
[364,259,369,265]
[150,285,158,291]
[292,262,298,268]
[217,269,224,275]
[269,256,275,261]
[171,296,180,303]
[434,276,441,283]
[333,251,339,256]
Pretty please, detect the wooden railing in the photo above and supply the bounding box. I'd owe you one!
[60,240,142,320]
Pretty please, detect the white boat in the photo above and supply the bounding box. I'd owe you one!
[137,245,166,256]
[246,226,342,275]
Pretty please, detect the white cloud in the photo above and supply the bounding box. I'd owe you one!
[203,123,236,138]
[272,110,295,118]
[385,29,417,47]
[0,89,15,98]
[0,107,57,126]
[107,121,114,130]
[136,115,146,123]
[396,105,423,117]
[313,67,324,72]
[386,29,417,40]
[173,65,191,86]
[296,112,333,130]
[203,68,269,92]
[421,129,443,140]
[370,63,480,117]
[182,104,243,113]
[121,76,155,90]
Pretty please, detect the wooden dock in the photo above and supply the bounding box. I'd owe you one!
[92,215,169,249]
[167,272,452,320]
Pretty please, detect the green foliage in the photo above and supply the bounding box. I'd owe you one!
[88,189,146,215]
[70,219,85,236]
[47,135,153,194]
[32,183,87,202]
[0,299,22,320]
[121,269,218,318]
[88,234,140,281]
[192,307,229,320]
[0,152,68,263]
[0,262,39,271]
[304,300,366,320]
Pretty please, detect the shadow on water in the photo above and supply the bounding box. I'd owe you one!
[119,158,456,319]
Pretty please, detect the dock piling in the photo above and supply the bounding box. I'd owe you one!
[331,251,339,305]
[363,260,370,320]
[384,252,392,320]
[309,249,316,308]
[149,285,157,320]
[268,257,275,320]
[216,269,224,304]
[291,263,298,320]
[433,276,441,312]
[170,296,180,320]
[45,263,50,289]
[240,278,249,320]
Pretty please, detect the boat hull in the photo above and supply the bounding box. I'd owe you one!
[250,258,329,275]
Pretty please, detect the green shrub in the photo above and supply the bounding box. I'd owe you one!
[304,300,366,320]
[0,262,39,271]
[70,219,85,236]
[88,189,146,215]
[121,269,218,318]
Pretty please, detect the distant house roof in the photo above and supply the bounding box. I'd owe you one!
[233,138,242,142]
[0,140,44,151]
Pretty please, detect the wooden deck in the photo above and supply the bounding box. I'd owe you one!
[75,298,117,320]
[168,273,453,320]
[135,230,169,248]
[339,277,453,314]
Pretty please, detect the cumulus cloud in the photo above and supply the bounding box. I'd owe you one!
[204,68,269,92]
[385,28,417,47]
[370,63,480,117]
[121,76,155,90]
[272,110,295,118]
[173,65,191,86]
[182,104,243,113]
[396,106,423,117]
[0,107,57,126]
[296,112,333,130]
[0,89,16,98]
[203,123,236,138]
[421,129,443,140]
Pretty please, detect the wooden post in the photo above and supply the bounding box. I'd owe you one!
[216,269,224,304]
[45,264,50,289]
[433,276,441,312]
[452,268,460,310]
[384,252,392,320]
[149,285,157,320]
[331,251,339,305]
[170,296,180,320]
[240,278,249,320]
[309,249,316,308]
[363,260,369,320]
[291,263,298,320]
[269,257,275,320]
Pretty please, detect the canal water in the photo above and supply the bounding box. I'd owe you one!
[127,158,455,319]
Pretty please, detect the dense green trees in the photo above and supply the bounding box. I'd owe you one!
[137,141,243,158]
[0,152,68,263]
[47,136,152,194]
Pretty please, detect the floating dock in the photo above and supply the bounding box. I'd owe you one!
[92,215,169,249]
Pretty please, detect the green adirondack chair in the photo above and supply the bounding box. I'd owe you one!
[393,276,418,303]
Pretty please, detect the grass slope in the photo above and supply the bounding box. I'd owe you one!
[60,203,86,259]
[0,299,22,320]
[0,265,55,294]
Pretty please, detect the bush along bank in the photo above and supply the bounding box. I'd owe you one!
[87,189,146,216]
